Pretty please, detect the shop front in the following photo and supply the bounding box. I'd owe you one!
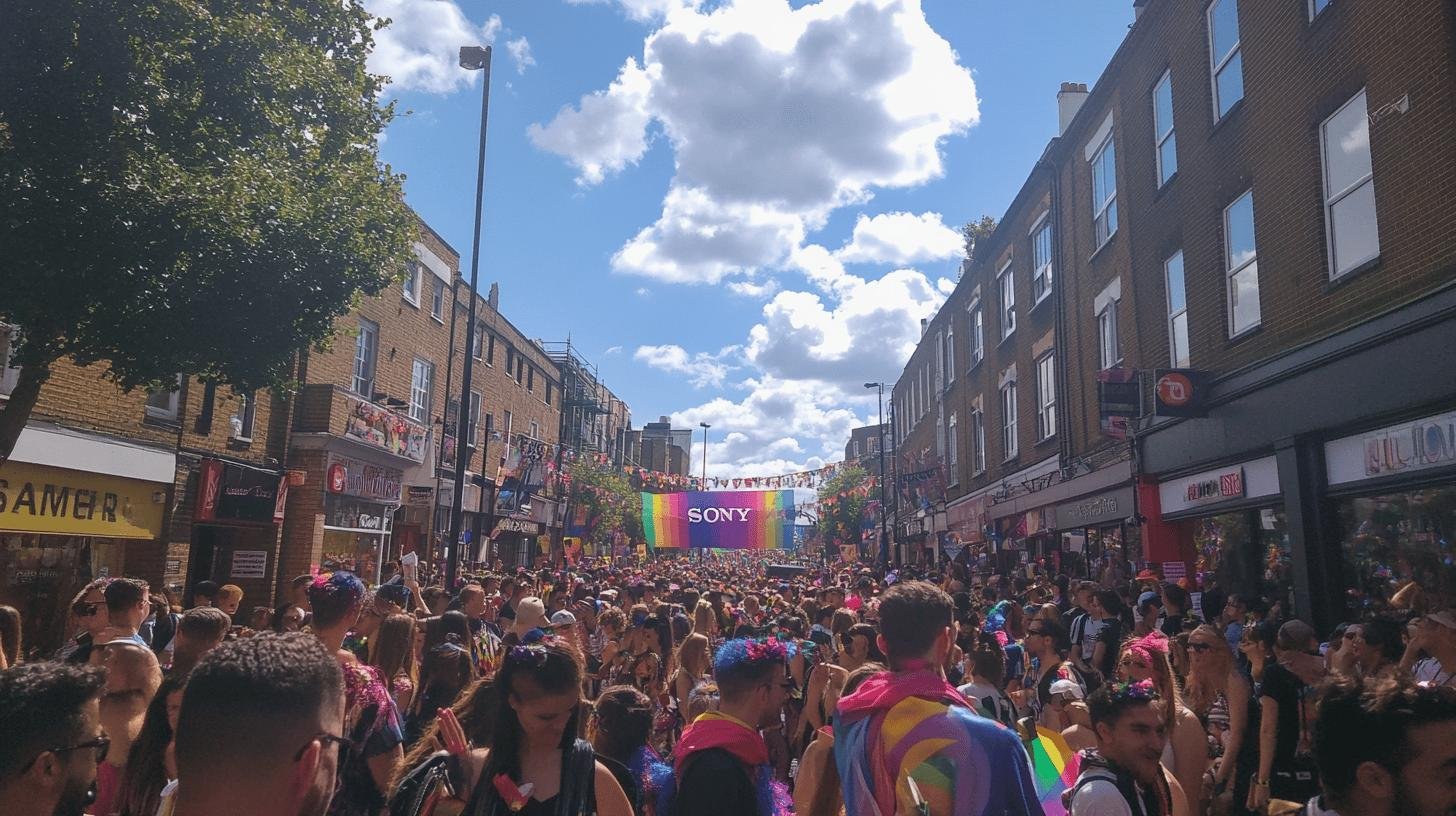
[1323,408,1456,617]
[492,516,545,568]
[0,426,173,654]
[1154,455,1295,620]
[322,454,402,584]
[184,458,288,607]
[1052,484,1139,582]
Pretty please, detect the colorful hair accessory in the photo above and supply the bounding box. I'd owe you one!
[1123,631,1170,664]
[1108,679,1160,703]
[432,633,470,657]
[491,774,534,811]
[713,637,791,676]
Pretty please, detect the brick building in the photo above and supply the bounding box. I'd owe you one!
[893,0,1456,629]
[843,423,888,477]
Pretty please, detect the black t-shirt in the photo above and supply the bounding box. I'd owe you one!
[1260,663,1308,766]
[676,748,757,816]
[1095,617,1124,677]
[1158,611,1187,638]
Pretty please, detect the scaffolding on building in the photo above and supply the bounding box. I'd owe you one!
[542,338,613,457]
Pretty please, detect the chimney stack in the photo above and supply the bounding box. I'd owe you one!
[1058,82,1089,136]
[487,282,500,309]
[920,318,928,336]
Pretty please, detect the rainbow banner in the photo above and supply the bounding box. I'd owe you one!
[641,490,795,550]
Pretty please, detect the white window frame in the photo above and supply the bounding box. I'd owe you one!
[469,391,482,447]
[430,278,446,322]
[1036,353,1056,441]
[968,303,984,368]
[944,328,955,386]
[1000,382,1018,462]
[353,318,378,397]
[971,407,986,475]
[1224,189,1261,337]
[1165,251,1191,368]
[145,374,183,422]
[1091,136,1118,248]
[1153,70,1177,187]
[1320,89,1379,280]
[402,260,421,305]
[472,322,487,360]
[530,420,540,440]
[232,392,257,441]
[1207,0,1244,121]
[1030,216,1053,304]
[503,410,513,440]
[409,358,434,422]
[947,413,959,482]
[997,258,1016,340]
[1098,303,1120,370]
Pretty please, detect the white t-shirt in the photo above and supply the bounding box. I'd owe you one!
[1414,656,1454,686]
[1069,777,1139,816]
[1073,615,1106,662]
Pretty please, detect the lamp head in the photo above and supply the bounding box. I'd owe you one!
[863,382,880,389]
[459,45,490,70]
[699,422,710,429]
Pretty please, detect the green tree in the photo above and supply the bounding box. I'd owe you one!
[566,456,643,549]
[962,214,998,264]
[817,464,871,552]
[0,0,417,461]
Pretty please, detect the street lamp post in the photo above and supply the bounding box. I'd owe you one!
[447,45,492,592]
[864,382,890,568]
[698,422,710,484]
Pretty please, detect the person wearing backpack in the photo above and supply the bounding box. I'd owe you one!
[1068,680,1190,816]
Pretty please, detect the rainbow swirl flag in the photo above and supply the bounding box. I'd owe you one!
[641,490,795,550]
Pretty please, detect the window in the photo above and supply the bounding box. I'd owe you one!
[353,318,378,396]
[430,278,445,321]
[530,420,540,440]
[516,356,524,384]
[997,260,1016,339]
[146,375,183,422]
[0,327,21,397]
[409,358,434,422]
[486,333,496,365]
[232,392,257,441]
[943,329,955,386]
[1224,190,1261,336]
[968,304,984,367]
[473,322,486,359]
[505,348,515,378]
[1153,71,1177,186]
[402,260,420,305]
[545,381,553,406]
[503,411,513,439]
[1036,354,1056,441]
[1000,382,1018,461]
[1321,90,1379,279]
[1098,303,1120,370]
[1309,0,1330,19]
[527,366,535,392]
[853,440,860,459]
[1091,137,1118,247]
[469,391,482,447]
[971,408,986,475]
[947,413,959,479]
[1208,0,1244,120]
[1165,251,1190,367]
[1031,219,1053,303]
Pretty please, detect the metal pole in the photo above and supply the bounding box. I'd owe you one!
[470,415,492,567]
[448,45,492,592]
[876,384,889,569]
[700,424,709,483]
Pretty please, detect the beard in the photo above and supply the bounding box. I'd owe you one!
[53,777,94,816]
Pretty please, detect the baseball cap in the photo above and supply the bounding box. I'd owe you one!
[1049,679,1085,700]
[1136,569,1160,582]
[1138,590,1162,610]
[549,610,578,628]
[511,596,550,635]
[376,583,412,610]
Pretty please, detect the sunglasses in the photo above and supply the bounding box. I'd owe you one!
[72,602,101,617]
[23,736,110,771]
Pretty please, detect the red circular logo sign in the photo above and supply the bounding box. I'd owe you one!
[327,463,348,493]
[1157,372,1194,407]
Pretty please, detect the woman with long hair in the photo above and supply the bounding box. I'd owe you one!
[1352,617,1404,679]
[447,634,633,815]
[116,674,187,816]
[408,630,476,746]
[0,604,21,667]
[670,633,710,716]
[690,600,718,645]
[628,651,675,756]
[792,663,883,816]
[589,686,657,816]
[1183,624,1252,815]
[370,613,420,715]
[1238,619,1277,685]
[1117,631,1207,811]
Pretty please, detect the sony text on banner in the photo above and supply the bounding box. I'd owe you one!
[641,490,795,550]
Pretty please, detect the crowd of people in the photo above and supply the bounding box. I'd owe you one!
[2,550,1455,816]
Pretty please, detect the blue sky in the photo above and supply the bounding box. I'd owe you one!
[371,0,1132,477]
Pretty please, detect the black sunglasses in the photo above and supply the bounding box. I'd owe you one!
[294,733,354,762]
[24,736,110,771]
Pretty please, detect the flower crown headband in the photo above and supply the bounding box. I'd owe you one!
[1108,679,1160,704]
[506,629,562,669]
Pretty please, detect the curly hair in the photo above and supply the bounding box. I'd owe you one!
[713,638,789,701]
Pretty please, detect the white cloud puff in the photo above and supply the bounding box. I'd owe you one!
[527,59,654,186]
[505,36,536,74]
[634,344,739,388]
[834,211,964,265]
[366,0,500,93]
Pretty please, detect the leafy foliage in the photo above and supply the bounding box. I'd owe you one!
[566,456,643,547]
[816,463,872,550]
[0,0,417,455]
[961,214,998,263]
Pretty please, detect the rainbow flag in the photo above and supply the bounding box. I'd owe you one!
[641,490,795,550]
[1024,725,1079,815]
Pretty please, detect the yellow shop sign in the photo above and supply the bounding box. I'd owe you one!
[0,462,165,540]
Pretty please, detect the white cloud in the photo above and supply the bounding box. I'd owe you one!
[564,0,702,23]
[366,0,501,93]
[834,211,964,265]
[604,345,624,355]
[531,0,978,283]
[634,344,739,388]
[527,59,654,185]
[726,279,781,298]
[505,36,536,74]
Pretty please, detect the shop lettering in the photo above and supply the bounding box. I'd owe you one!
[1069,496,1120,522]
[1184,470,1244,504]
[687,507,752,524]
[1365,418,1456,477]
[0,479,119,522]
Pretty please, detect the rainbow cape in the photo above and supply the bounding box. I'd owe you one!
[833,670,1045,816]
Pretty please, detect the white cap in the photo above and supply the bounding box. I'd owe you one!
[1049,679,1085,700]
[550,610,578,628]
